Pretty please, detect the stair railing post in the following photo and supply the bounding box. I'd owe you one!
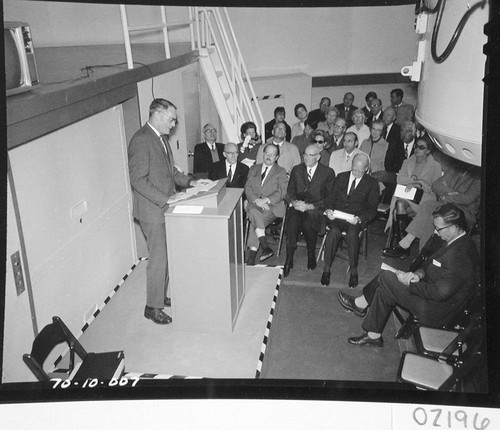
[160,6,171,59]
[189,7,195,51]
[119,5,134,69]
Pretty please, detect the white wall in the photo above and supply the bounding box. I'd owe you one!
[227,6,417,77]
[5,2,417,78]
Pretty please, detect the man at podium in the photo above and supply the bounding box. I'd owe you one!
[128,98,209,325]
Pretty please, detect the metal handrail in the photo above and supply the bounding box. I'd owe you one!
[194,7,264,138]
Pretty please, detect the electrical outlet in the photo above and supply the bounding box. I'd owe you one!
[11,251,25,296]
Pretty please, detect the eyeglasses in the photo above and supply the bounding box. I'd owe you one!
[333,124,345,129]
[204,128,216,133]
[224,151,238,155]
[433,224,452,233]
[159,111,178,125]
[264,152,278,158]
[313,139,325,144]
[304,153,319,158]
[415,144,428,150]
[371,127,384,132]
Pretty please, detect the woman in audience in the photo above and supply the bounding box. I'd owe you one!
[311,130,331,166]
[238,121,262,167]
[347,109,370,147]
[382,138,442,258]
[317,106,340,146]
[291,103,309,140]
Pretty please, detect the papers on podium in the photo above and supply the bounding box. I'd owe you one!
[167,178,226,208]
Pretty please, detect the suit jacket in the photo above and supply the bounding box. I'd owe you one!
[307,108,326,128]
[128,124,192,223]
[324,171,379,226]
[334,103,358,127]
[411,234,479,325]
[245,163,288,218]
[287,163,336,214]
[366,111,383,128]
[193,141,224,175]
[256,141,301,174]
[383,122,405,173]
[264,119,292,142]
[394,101,415,125]
[209,161,249,188]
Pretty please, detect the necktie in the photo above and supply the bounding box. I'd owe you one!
[348,178,357,196]
[160,135,174,176]
[227,165,233,184]
[307,168,313,184]
[404,144,409,158]
[211,144,215,151]
[261,166,268,183]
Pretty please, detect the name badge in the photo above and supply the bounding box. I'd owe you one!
[432,259,441,267]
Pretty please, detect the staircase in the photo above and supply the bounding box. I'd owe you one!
[119,5,263,143]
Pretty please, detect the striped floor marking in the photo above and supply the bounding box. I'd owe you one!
[123,372,203,380]
[255,267,283,379]
[52,257,147,370]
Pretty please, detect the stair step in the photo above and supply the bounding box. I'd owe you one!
[216,70,223,78]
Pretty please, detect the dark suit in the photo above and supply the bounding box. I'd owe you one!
[245,163,288,249]
[362,234,479,333]
[209,160,249,188]
[264,119,292,142]
[366,111,383,128]
[334,103,358,127]
[307,108,326,129]
[128,123,192,308]
[286,163,336,252]
[383,123,404,174]
[193,142,224,177]
[323,171,379,269]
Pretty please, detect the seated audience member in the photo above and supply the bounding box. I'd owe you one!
[360,120,389,182]
[209,142,249,188]
[337,203,479,348]
[193,123,224,178]
[283,144,336,277]
[311,130,331,166]
[335,92,358,127]
[256,121,301,175]
[382,138,442,258]
[245,144,288,265]
[329,132,366,175]
[367,98,383,128]
[317,106,340,145]
[265,106,292,142]
[347,109,370,146]
[238,121,262,166]
[322,153,379,288]
[291,119,315,156]
[330,117,348,151]
[382,108,404,179]
[308,97,331,129]
[361,91,377,119]
[384,158,481,258]
[291,103,309,140]
[390,88,415,125]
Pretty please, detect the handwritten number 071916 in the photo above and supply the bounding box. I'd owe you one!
[412,407,490,429]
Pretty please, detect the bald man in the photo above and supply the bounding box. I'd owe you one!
[209,142,249,188]
[283,144,336,277]
[322,153,379,288]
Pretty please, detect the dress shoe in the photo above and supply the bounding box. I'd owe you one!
[164,297,171,307]
[283,262,293,277]
[348,272,358,288]
[382,244,410,259]
[144,306,172,325]
[348,333,384,348]
[259,247,274,262]
[337,291,366,317]
[320,271,330,286]
[307,255,317,271]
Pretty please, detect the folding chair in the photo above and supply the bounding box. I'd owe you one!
[23,316,125,382]
[316,225,368,263]
[244,206,287,257]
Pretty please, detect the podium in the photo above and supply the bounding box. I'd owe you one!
[165,182,245,333]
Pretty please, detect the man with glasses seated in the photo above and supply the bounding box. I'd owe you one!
[283,145,336,277]
[329,132,366,175]
[322,153,379,288]
[245,144,289,265]
[310,130,331,166]
[329,117,348,151]
[337,203,479,348]
[193,123,225,179]
[209,142,249,189]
